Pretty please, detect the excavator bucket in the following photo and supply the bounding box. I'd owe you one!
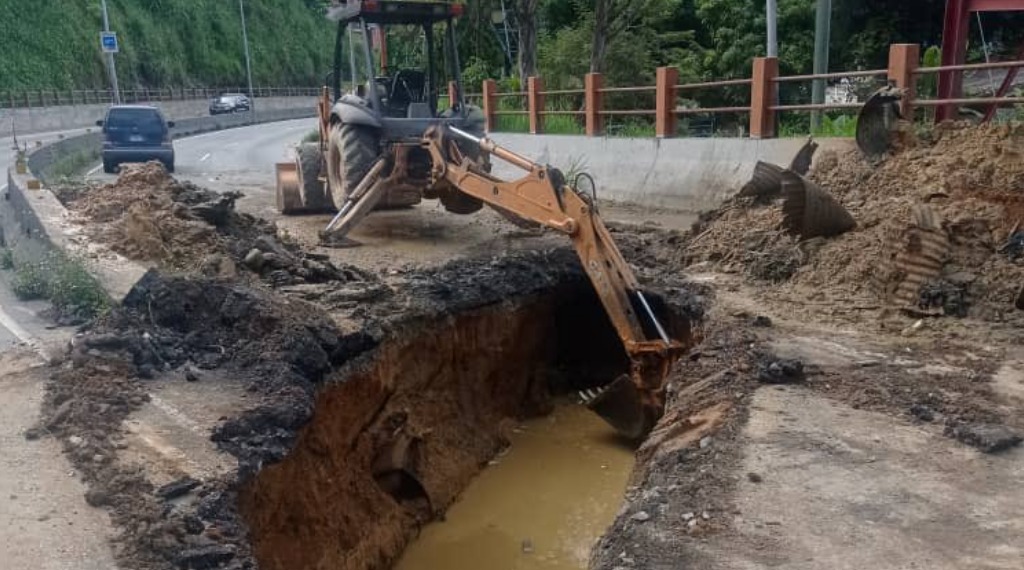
[856,86,905,157]
[582,374,657,441]
[275,162,304,214]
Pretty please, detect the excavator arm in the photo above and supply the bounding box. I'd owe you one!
[322,124,686,439]
[422,126,687,439]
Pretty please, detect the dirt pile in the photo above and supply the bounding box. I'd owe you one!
[685,123,1024,321]
[63,162,372,289]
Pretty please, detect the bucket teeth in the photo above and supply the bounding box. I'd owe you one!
[578,386,608,404]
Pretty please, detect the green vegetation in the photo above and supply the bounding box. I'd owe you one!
[46,148,102,181]
[302,129,320,143]
[0,248,14,270]
[0,0,332,90]
[10,252,109,318]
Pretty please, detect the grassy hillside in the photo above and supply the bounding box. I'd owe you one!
[0,0,334,90]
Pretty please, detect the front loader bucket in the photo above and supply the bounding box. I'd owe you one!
[856,87,904,158]
[584,374,656,441]
[275,162,303,214]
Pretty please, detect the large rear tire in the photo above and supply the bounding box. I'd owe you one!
[296,142,331,212]
[326,123,380,211]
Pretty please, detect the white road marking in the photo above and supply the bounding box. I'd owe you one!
[199,153,211,162]
[85,163,104,176]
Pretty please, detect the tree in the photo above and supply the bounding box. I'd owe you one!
[589,0,670,73]
[517,0,539,79]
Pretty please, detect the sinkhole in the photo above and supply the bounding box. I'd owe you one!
[238,282,692,570]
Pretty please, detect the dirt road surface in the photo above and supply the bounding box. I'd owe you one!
[0,351,117,569]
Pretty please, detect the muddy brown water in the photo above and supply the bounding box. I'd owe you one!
[393,403,634,570]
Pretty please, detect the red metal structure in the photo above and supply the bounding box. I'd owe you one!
[938,0,1024,121]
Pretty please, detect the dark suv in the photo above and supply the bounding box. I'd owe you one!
[209,93,251,115]
[97,105,175,173]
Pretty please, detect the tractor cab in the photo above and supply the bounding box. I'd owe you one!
[326,0,480,138]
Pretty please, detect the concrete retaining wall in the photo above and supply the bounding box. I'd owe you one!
[5,96,316,136]
[490,134,856,212]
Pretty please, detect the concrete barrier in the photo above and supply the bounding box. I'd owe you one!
[2,167,149,303]
[490,134,856,212]
[5,95,316,136]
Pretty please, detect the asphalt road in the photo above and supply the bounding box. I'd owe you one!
[86,118,317,220]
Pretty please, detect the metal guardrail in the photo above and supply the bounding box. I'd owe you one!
[0,86,321,109]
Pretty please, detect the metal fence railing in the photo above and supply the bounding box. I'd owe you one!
[477,43,1024,139]
[0,86,321,109]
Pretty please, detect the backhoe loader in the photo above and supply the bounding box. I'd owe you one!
[275,0,687,439]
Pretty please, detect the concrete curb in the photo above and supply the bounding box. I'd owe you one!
[3,106,316,305]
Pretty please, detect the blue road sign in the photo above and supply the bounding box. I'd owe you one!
[100,32,119,53]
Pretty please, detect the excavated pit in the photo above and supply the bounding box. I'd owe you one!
[238,284,691,570]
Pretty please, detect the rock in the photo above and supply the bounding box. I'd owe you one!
[37,514,50,522]
[91,454,106,464]
[183,515,205,535]
[137,364,155,380]
[747,472,763,483]
[630,511,651,523]
[909,404,935,422]
[174,544,236,569]
[752,315,773,327]
[702,511,710,520]
[82,333,129,350]
[157,477,202,500]
[261,253,296,270]
[699,436,712,449]
[84,489,110,507]
[199,254,238,280]
[47,400,74,429]
[945,423,1022,453]
[184,365,201,383]
[682,512,695,521]
[68,435,84,447]
[243,249,265,271]
[901,319,925,336]
[757,359,805,384]
[687,518,698,528]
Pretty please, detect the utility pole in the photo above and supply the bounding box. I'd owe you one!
[766,0,778,57]
[101,0,121,104]
[239,0,256,117]
[811,0,832,132]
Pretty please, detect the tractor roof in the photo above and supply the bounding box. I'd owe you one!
[326,1,464,25]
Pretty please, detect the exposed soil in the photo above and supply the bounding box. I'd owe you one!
[33,123,1024,570]
[683,123,1024,325]
[38,172,704,570]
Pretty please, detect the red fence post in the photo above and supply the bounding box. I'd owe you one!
[888,43,920,121]
[655,66,679,138]
[528,76,544,134]
[483,79,497,133]
[750,56,779,139]
[585,72,604,137]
